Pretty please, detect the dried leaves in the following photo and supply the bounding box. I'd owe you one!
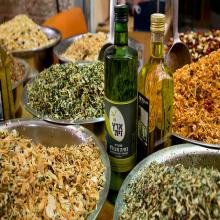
[27,61,104,121]
[119,162,220,220]
[0,130,105,219]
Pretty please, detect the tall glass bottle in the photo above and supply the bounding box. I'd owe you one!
[104,4,138,204]
[137,13,173,158]
[0,46,15,121]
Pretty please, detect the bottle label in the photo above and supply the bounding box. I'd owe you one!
[0,83,4,121]
[137,92,149,153]
[105,96,137,172]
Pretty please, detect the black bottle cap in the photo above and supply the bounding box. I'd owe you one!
[114,4,128,23]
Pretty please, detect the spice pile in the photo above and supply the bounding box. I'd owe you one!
[62,32,108,62]
[166,30,220,62]
[0,130,105,219]
[172,49,220,144]
[0,14,54,51]
[27,62,104,120]
[119,162,220,220]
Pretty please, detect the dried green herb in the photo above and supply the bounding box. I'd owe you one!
[119,162,220,220]
[27,61,104,120]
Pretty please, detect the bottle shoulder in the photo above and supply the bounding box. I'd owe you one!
[104,44,138,58]
[139,58,173,80]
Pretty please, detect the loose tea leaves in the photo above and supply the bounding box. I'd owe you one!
[119,162,220,220]
[27,62,104,120]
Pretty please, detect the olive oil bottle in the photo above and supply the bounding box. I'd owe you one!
[104,4,138,204]
[137,13,173,158]
[0,46,15,121]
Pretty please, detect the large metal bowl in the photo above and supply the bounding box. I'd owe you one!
[21,77,105,143]
[0,119,110,220]
[114,143,220,219]
[12,26,61,72]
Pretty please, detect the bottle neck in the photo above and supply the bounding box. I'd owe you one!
[114,22,128,46]
[150,32,164,58]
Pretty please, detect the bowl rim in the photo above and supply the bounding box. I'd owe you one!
[172,132,220,149]
[113,143,220,219]
[21,75,105,125]
[0,118,110,220]
[11,25,61,54]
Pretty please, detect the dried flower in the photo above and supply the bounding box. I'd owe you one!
[0,130,105,219]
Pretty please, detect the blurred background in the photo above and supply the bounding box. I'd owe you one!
[0,0,219,32]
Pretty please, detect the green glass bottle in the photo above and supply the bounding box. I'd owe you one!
[104,4,138,204]
[137,13,173,158]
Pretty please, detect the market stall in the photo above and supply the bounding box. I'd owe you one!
[0,0,219,219]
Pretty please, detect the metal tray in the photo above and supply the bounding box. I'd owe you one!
[114,143,220,219]
[0,119,110,220]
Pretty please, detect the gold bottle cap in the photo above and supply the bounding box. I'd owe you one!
[150,13,165,33]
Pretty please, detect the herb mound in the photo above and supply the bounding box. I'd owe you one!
[27,62,104,120]
[119,162,220,220]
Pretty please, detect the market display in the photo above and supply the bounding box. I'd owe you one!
[26,62,104,120]
[0,14,55,51]
[166,30,220,62]
[62,32,108,62]
[173,49,220,144]
[0,129,106,219]
[119,162,220,219]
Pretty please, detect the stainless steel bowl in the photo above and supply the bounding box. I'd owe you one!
[114,143,220,219]
[12,26,61,72]
[0,119,110,220]
[12,58,30,112]
[21,77,105,143]
[172,133,220,149]
[53,33,144,69]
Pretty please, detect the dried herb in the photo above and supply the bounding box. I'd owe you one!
[27,61,104,120]
[119,162,220,220]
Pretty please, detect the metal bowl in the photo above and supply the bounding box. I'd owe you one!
[12,58,30,112]
[0,119,110,220]
[53,33,144,70]
[114,143,220,219]
[12,26,61,72]
[172,133,220,149]
[21,77,105,143]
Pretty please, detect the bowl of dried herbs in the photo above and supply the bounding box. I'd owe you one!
[114,144,220,220]
[22,61,105,141]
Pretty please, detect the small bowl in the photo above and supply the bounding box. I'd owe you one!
[0,119,110,220]
[12,26,61,72]
[114,143,220,219]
